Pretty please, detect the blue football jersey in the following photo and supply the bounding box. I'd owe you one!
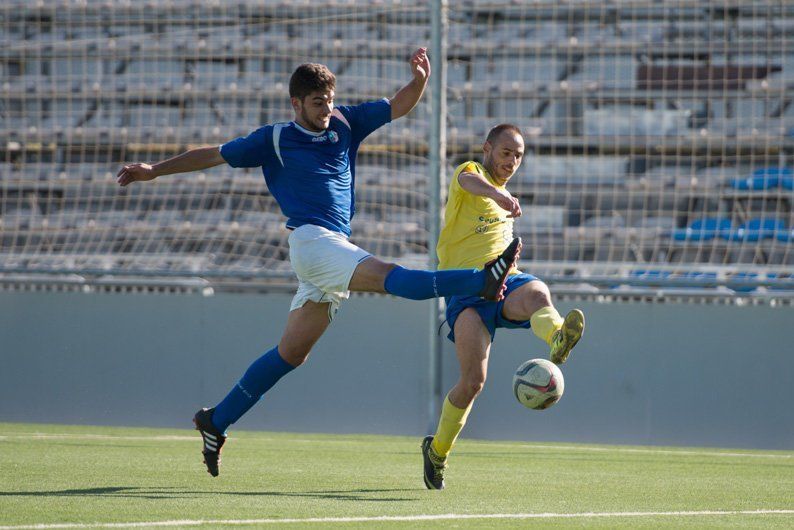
[220,98,391,236]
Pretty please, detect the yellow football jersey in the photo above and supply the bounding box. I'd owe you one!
[437,161,517,272]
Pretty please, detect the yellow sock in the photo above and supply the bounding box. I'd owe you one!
[430,394,472,459]
[530,306,564,345]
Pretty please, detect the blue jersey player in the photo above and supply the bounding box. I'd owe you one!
[117,48,521,477]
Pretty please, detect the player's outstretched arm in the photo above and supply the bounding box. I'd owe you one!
[458,171,522,218]
[116,146,226,187]
[389,47,430,120]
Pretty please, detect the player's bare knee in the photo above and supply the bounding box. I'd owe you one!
[379,261,399,280]
[526,280,552,309]
[461,377,485,400]
[350,257,396,293]
[278,345,311,367]
[370,261,398,293]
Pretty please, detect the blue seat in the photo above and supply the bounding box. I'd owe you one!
[732,272,794,292]
[723,218,787,242]
[730,272,759,293]
[776,228,794,242]
[677,271,718,282]
[782,175,794,190]
[768,274,794,291]
[628,269,672,281]
[671,217,732,241]
[729,166,791,190]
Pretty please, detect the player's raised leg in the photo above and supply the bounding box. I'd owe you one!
[194,300,332,477]
[501,279,585,365]
[352,237,521,302]
[423,308,491,490]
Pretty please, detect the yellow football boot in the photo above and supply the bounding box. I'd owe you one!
[550,309,585,365]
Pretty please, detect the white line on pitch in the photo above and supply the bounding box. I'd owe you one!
[472,442,794,459]
[0,510,792,529]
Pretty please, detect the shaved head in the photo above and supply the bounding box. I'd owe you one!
[486,123,523,145]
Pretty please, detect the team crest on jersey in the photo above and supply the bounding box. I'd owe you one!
[311,131,339,143]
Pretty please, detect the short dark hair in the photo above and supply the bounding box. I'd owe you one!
[289,63,336,100]
[485,123,523,144]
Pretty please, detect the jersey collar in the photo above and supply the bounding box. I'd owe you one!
[292,121,326,137]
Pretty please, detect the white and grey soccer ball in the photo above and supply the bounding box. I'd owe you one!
[512,358,564,410]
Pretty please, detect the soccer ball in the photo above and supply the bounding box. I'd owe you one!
[512,358,564,410]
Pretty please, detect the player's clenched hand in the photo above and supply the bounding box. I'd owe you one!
[410,47,430,82]
[491,188,522,218]
[117,163,157,187]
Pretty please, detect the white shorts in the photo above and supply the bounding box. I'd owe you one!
[288,224,371,320]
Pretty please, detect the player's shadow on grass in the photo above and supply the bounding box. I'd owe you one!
[0,487,421,502]
[0,487,181,500]
[226,488,421,502]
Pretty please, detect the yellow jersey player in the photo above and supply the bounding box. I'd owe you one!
[421,124,585,490]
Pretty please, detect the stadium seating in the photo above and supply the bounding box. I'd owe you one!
[1,0,792,291]
[729,167,792,190]
[723,218,788,242]
[671,218,733,242]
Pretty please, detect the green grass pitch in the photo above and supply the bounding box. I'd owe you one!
[1,422,792,529]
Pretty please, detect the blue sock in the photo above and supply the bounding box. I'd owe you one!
[384,266,485,300]
[212,346,295,433]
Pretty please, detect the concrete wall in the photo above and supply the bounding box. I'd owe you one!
[454,301,794,450]
[1,290,792,450]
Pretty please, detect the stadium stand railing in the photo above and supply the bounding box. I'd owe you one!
[1,0,793,295]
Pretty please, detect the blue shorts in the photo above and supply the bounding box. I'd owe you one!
[445,273,539,343]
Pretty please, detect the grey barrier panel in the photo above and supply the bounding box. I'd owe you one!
[0,290,428,436]
[1,291,792,449]
[445,301,794,450]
